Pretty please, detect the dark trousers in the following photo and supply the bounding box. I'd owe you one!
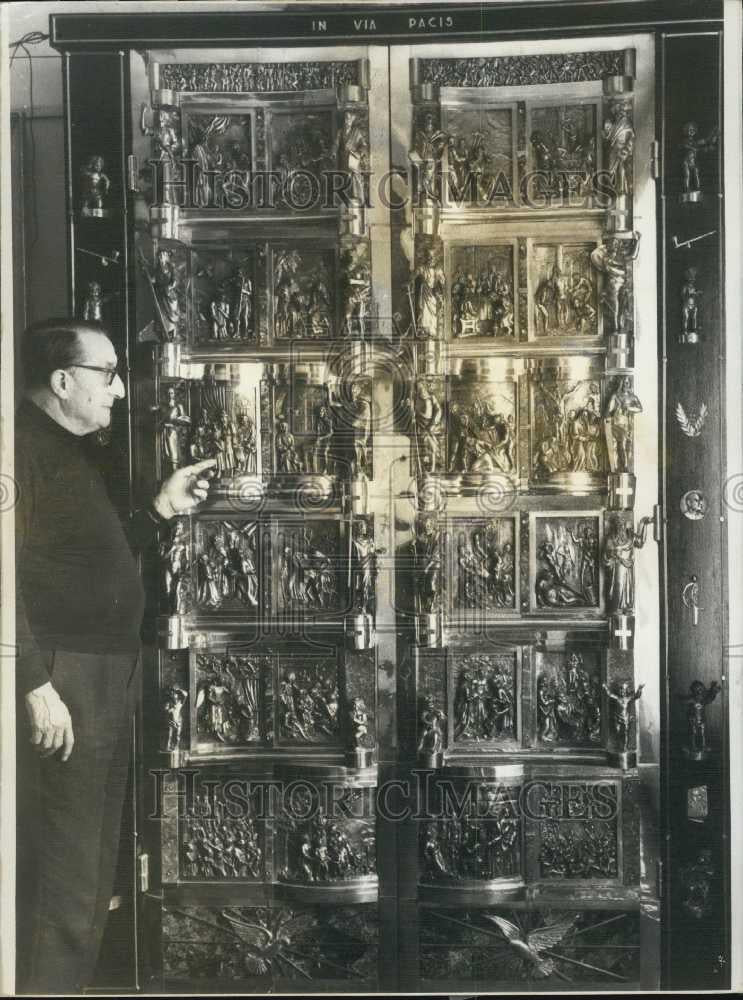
[17,648,140,994]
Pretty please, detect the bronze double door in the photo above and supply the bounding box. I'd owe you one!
[125,35,661,992]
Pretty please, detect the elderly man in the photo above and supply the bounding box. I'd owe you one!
[15,318,215,993]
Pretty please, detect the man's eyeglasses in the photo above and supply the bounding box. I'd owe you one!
[68,364,128,386]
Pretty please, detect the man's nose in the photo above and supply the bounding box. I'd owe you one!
[111,372,126,399]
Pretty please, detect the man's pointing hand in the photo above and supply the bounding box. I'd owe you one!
[152,458,218,518]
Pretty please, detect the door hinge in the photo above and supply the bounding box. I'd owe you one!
[127,153,139,193]
[652,503,663,543]
[137,852,149,893]
[656,859,664,899]
[650,140,661,180]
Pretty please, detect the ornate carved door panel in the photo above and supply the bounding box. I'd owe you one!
[388,35,660,992]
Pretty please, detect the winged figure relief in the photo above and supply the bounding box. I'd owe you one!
[675,401,708,438]
[482,914,575,978]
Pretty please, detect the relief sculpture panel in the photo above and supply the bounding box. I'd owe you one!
[190,246,258,345]
[449,517,518,617]
[531,242,599,339]
[420,785,522,885]
[448,651,520,750]
[530,360,606,487]
[532,514,602,614]
[276,655,341,746]
[278,785,376,886]
[192,519,263,616]
[536,649,603,748]
[449,243,516,340]
[180,788,265,881]
[528,102,598,202]
[193,650,272,750]
[441,106,516,207]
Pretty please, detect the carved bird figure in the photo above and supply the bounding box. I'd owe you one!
[675,401,708,438]
[482,913,574,978]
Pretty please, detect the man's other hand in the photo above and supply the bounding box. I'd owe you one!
[25,681,75,761]
[152,458,218,518]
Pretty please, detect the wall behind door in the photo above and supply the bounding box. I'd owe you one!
[9,2,68,390]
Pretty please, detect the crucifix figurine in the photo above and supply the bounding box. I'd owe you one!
[603,681,644,754]
[682,680,720,758]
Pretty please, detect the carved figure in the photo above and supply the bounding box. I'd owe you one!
[569,273,597,333]
[278,663,339,742]
[275,420,301,474]
[235,413,257,474]
[603,515,651,613]
[149,107,180,166]
[537,677,558,742]
[681,849,715,919]
[196,549,221,608]
[334,110,369,201]
[161,519,190,615]
[681,490,707,521]
[281,528,336,611]
[162,686,188,751]
[411,249,445,339]
[410,111,449,198]
[602,680,644,753]
[602,98,634,197]
[417,695,446,756]
[682,680,720,757]
[309,404,333,476]
[590,234,641,335]
[680,121,719,197]
[347,381,372,478]
[422,823,450,879]
[603,376,642,474]
[535,259,570,332]
[152,248,181,340]
[234,264,253,339]
[227,527,259,607]
[349,697,368,748]
[196,667,233,742]
[79,155,110,214]
[341,247,371,336]
[409,380,443,475]
[350,520,384,615]
[153,386,191,473]
[680,266,702,342]
[210,286,234,340]
[410,516,441,614]
[81,281,105,322]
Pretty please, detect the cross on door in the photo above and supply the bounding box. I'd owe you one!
[613,620,633,645]
[613,478,635,506]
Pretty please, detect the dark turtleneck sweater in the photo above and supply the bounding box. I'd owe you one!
[15,398,163,694]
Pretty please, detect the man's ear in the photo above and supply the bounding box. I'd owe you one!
[49,369,71,399]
